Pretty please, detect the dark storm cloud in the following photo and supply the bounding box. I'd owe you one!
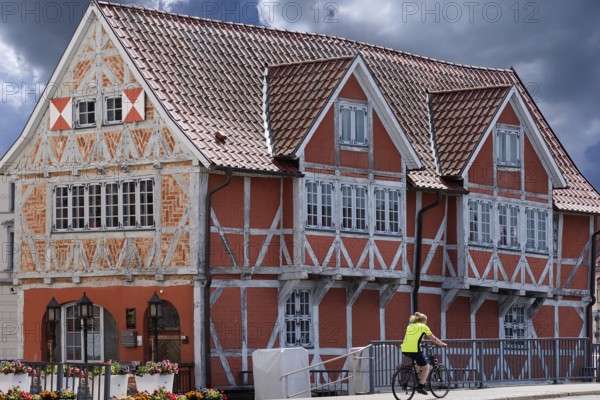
[0,0,598,191]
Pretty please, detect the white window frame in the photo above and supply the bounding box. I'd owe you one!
[497,128,520,167]
[52,179,155,232]
[8,182,15,213]
[76,99,97,128]
[62,303,104,363]
[553,214,559,257]
[503,304,528,341]
[305,181,334,229]
[525,207,548,253]
[284,290,313,348]
[7,228,14,271]
[468,199,492,246]
[103,95,123,124]
[341,184,368,232]
[498,203,519,249]
[339,102,368,147]
[374,187,402,235]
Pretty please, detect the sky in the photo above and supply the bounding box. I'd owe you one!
[0,0,599,190]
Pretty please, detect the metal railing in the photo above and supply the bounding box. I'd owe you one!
[280,345,370,398]
[369,338,600,392]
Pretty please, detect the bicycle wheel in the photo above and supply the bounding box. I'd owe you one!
[428,365,451,398]
[391,367,417,400]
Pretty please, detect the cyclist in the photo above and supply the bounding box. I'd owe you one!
[401,312,447,395]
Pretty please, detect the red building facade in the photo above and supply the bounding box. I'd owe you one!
[1,2,599,389]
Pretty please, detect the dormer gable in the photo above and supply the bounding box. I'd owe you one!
[263,54,421,170]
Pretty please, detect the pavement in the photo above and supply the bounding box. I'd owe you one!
[317,383,600,400]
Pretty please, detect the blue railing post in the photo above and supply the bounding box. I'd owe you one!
[368,343,374,393]
[104,363,111,400]
[478,340,484,388]
[553,339,560,384]
[57,363,64,391]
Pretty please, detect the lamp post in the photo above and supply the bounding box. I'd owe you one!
[77,292,94,364]
[46,297,61,362]
[147,292,163,362]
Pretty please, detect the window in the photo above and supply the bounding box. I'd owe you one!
[76,100,96,127]
[8,182,15,213]
[285,290,312,347]
[374,188,402,234]
[553,214,559,256]
[339,103,368,146]
[504,305,527,340]
[498,204,519,249]
[341,184,367,232]
[497,128,519,166]
[526,208,548,253]
[52,180,155,231]
[104,96,123,124]
[7,230,14,271]
[305,181,334,229]
[468,199,492,245]
[63,304,103,362]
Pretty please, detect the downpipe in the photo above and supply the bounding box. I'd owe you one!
[413,191,441,314]
[203,169,232,388]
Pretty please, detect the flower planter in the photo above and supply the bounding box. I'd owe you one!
[93,374,129,399]
[0,373,32,392]
[135,374,174,393]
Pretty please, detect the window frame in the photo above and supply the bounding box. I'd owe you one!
[305,181,334,230]
[75,99,97,128]
[525,207,549,254]
[339,101,369,147]
[468,199,493,246]
[498,203,520,249]
[340,184,368,232]
[284,289,313,348]
[503,304,528,348]
[62,303,104,363]
[52,179,156,232]
[496,127,520,167]
[374,187,402,235]
[8,182,15,213]
[7,228,14,271]
[103,95,123,125]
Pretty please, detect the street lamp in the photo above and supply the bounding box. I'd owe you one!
[77,292,94,364]
[46,297,61,362]
[147,292,163,361]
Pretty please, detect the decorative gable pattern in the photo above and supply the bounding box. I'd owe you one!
[123,88,145,123]
[49,98,73,131]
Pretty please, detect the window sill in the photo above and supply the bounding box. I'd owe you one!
[497,246,521,253]
[525,248,549,256]
[468,242,493,249]
[373,231,403,238]
[52,227,156,234]
[339,144,369,152]
[103,121,123,126]
[497,164,520,170]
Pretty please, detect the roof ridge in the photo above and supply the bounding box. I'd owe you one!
[429,84,512,95]
[95,1,513,73]
[269,55,355,69]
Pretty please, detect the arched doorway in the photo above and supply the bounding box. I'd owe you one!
[147,301,181,362]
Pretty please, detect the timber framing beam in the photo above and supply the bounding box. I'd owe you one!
[346,278,370,307]
[499,294,519,317]
[313,275,341,306]
[527,296,548,319]
[441,288,460,313]
[379,279,402,308]
[470,289,491,315]
[278,279,301,304]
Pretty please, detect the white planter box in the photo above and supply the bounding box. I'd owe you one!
[0,373,32,392]
[135,374,174,393]
[93,374,129,399]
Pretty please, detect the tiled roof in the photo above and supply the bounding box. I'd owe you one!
[96,1,600,213]
[429,85,511,177]
[267,57,354,156]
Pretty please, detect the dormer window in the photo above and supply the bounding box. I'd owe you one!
[339,102,368,146]
[76,99,96,128]
[497,128,519,167]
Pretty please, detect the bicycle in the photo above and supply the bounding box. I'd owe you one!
[391,344,451,400]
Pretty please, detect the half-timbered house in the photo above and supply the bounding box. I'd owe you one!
[1,1,599,389]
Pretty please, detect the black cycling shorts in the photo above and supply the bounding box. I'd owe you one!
[404,352,427,367]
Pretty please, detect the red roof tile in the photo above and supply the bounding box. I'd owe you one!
[430,85,511,177]
[267,57,354,156]
[96,1,600,213]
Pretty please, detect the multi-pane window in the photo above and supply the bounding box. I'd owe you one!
[468,199,492,245]
[340,104,368,146]
[497,128,519,166]
[498,204,519,248]
[305,181,334,229]
[285,290,312,347]
[374,188,401,234]
[504,305,527,339]
[77,100,96,127]
[7,230,14,271]
[104,96,123,123]
[341,184,367,232]
[553,214,559,256]
[53,180,155,231]
[8,182,15,212]
[526,208,548,253]
[64,304,102,362]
